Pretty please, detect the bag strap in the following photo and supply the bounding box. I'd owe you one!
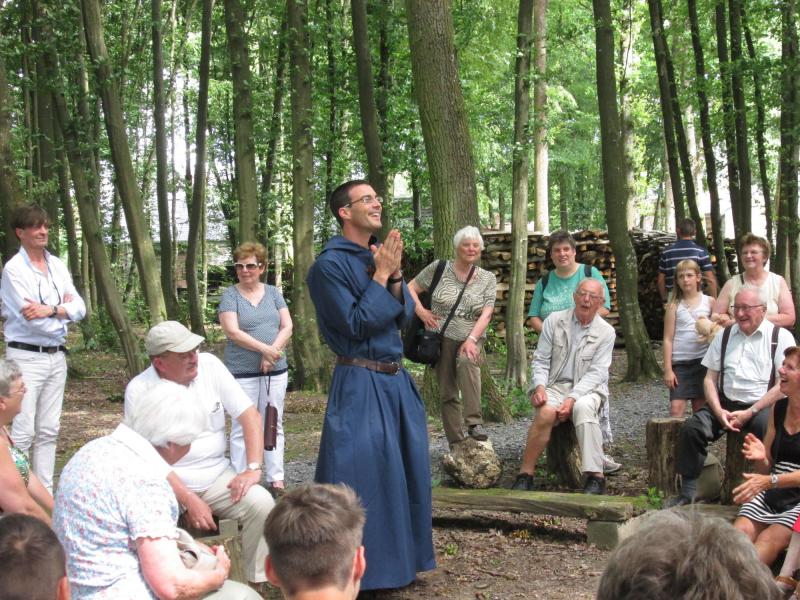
[584,263,592,277]
[769,324,780,389]
[718,325,733,403]
[429,260,447,295]
[440,264,475,337]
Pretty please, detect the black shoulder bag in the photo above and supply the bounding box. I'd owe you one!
[403,262,474,366]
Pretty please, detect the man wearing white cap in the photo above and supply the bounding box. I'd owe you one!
[124,320,273,588]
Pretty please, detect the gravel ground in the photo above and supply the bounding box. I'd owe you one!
[285,347,667,491]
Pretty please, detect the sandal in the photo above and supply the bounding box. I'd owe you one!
[776,576,798,598]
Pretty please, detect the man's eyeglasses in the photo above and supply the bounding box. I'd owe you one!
[234,262,262,271]
[732,304,764,312]
[575,290,603,301]
[344,195,383,208]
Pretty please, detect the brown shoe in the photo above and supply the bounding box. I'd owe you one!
[468,424,488,441]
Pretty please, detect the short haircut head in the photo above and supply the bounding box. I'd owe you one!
[546,230,576,254]
[123,380,208,447]
[735,283,768,308]
[0,358,22,397]
[597,511,780,600]
[328,179,370,227]
[263,483,365,596]
[11,204,50,233]
[452,225,484,251]
[739,233,771,266]
[677,218,697,237]
[233,241,267,265]
[0,513,66,600]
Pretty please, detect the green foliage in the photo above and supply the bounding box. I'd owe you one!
[634,486,664,510]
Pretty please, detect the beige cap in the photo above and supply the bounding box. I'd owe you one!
[145,321,205,356]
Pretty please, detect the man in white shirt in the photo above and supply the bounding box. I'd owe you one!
[511,278,616,495]
[667,286,795,506]
[1,204,85,492]
[125,320,273,588]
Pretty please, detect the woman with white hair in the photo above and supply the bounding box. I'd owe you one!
[0,358,54,523]
[408,225,497,447]
[53,380,261,599]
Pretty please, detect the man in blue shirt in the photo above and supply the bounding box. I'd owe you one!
[658,218,718,302]
[306,180,435,592]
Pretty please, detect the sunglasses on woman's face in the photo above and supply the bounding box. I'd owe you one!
[234,262,262,271]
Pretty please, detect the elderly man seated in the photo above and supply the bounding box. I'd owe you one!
[511,278,615,495]
[125,321,274,589]
[666,286,795,507]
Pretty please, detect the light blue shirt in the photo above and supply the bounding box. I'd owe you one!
[1,246,85,345]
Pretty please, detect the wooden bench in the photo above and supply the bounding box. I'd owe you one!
[432,487,639,549]
[179,518,246,583]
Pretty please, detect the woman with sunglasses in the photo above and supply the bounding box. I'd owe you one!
[219,242,293,496]
[0,358,54,523]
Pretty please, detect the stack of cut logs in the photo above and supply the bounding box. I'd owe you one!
[484,229,737,341]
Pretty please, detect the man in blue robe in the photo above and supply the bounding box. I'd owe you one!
[307,179,435,591]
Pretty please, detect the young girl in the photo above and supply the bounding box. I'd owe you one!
[663,259,715,417]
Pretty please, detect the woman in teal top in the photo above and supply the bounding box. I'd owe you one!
[0,358,53,523]
[526,230,611,333]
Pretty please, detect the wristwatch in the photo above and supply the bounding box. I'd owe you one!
[246,462,263,471]
[771,473,779,488]
[750,405,760,416]
[50,305,58,317]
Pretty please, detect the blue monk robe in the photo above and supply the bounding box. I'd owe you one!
[307,235,435,591]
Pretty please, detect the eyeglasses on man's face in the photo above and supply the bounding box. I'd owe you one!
[234,262,262,271]
[344,195,383,208]
[732,304,765,313]
[575,290,603,301]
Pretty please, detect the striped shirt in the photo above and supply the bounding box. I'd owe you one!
[658,239,713,290]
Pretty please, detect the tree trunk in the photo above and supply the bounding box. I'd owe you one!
[618,5,638,229]
[506,0,534,389]
[532,0,548,233]
[727,0,752,234]
[81,0,166,322]
[779,0,799,338]
[558,169,569,229]
[43,46,143,374]
[545,422,582,489]
[0,55,24,259]
[715,0,743,241]
[405,0,480,258]
[593,0,661,380]
[352,0,390,234]
[187,0,213,336]
[223,0,259,244]
[646,417,684,495]
[152,0,179,319]
[687,0,729,284]
[647,0,685,225]
[289,0,328,391]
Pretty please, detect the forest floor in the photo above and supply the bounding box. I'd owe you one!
[51,333,669,600]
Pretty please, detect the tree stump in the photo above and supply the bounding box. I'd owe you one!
[646,417,686,495]
[545,421,582,489]
[722,430,748,504]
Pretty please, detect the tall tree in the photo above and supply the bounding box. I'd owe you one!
[687,0,730,283]
[0,55,24,258]
[405,0,480,258]
[288,0,328,391]
[223,0,258,244]
[152,0,179,318]
[81,0,166,322]
[352,0,390,233]
[506,0,534,388]
[727,0,752,234]
[593,0,660,380]
[532,0,548,232]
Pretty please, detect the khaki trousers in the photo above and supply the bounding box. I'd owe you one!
[435,336,484,444]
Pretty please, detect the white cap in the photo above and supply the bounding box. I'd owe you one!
[145,321,205,356]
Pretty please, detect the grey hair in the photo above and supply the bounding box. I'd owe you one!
[0,359,22,397]
[736,283,768,307]
[452,225,484,251]
[123,380,208,447]
[597,511,780,600]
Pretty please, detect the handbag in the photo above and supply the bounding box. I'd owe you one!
[264,403,278,451]
[176,528,218,571]
[403,262,475,366]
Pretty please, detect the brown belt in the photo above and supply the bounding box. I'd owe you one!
[336,356,401,375]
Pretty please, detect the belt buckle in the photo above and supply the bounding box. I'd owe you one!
[388,361,400,375]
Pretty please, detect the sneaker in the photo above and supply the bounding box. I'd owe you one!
[468,424,489,441]
[663,494,695,508]
[511,473,534,491]
[602,454,622,474]
[583,476,606,495]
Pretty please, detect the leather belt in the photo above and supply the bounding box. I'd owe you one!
[8,341,67,354]
[336,356,401,375]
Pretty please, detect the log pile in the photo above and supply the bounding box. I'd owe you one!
[483,229,737,340]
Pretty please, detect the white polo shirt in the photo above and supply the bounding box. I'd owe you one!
[124,352,252,491]
[701,319,795,405]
